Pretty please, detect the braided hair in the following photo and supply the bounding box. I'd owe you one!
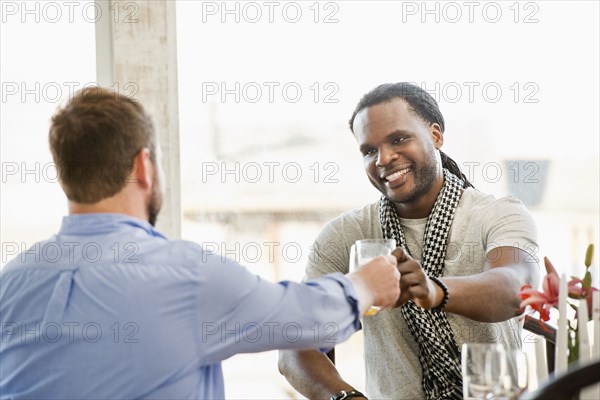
[349,82,473,189]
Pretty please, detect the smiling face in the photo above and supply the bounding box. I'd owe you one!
[353,98,445,218]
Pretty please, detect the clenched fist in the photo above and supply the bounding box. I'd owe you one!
[392,248,443,309]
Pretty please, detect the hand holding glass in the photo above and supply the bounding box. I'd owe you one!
[349,239,397,316]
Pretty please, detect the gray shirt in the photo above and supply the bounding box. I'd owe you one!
[305,188,538,399]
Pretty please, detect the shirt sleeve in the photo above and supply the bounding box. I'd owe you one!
[481,195,539,260]
[194,250,361,365]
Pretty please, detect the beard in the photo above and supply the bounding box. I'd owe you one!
[400,154,440,203]
[147,174,162,227]
[383,146,441,206]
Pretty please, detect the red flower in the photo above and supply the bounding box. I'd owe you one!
[519,245,598,364]
[519,255,598,321]
[519,257,559,321]
[519,284,554,321]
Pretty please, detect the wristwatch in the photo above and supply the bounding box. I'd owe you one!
[330,389,366,400]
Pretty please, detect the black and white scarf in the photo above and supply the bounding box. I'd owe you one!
[379,169,464,399]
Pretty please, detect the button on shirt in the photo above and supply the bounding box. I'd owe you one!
[1,214,361,399]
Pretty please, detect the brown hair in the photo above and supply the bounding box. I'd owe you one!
[49,87,156,203]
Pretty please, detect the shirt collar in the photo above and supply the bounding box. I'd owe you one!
[59,213,166,239]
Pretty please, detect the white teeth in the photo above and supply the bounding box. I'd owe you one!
[385,168,410,182]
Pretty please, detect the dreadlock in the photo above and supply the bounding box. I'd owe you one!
[349,82,473,189]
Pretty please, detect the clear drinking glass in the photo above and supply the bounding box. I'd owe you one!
[462,343,507,399]
[349,239,397,316]
[500,350,529,399]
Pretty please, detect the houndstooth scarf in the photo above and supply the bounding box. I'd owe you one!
[379,169,464,400]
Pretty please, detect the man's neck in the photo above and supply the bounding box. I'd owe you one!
[69,192,147,222]
[393,201,435,219]
[392,177,444,219]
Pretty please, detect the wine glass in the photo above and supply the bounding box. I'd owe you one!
[462,343,507,399]
[500,349,529,399]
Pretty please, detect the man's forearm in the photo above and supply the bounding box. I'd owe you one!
[441,264,535,322]
[278,349,358,399]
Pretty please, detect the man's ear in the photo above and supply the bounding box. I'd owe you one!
[131,148,153,189]
[430,123,444,149]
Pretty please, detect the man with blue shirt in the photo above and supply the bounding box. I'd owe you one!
[0,87,402,399]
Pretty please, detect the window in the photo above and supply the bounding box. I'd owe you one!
[175,2,599,396]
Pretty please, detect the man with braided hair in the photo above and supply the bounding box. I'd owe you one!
[279,82,539,400]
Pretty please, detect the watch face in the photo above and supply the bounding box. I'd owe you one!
[331,390,347,400]
[331,390,364,400]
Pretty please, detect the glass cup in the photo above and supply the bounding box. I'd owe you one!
[500,349,529,399]
[349,239,397,316]
[462,343,507,399]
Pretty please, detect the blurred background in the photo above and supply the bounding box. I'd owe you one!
[1,1,598,397]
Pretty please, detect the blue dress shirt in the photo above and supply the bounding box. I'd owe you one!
[0,214,360,399]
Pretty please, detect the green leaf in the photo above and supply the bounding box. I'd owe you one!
[585,244,594,267]
[583,270,592,291]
